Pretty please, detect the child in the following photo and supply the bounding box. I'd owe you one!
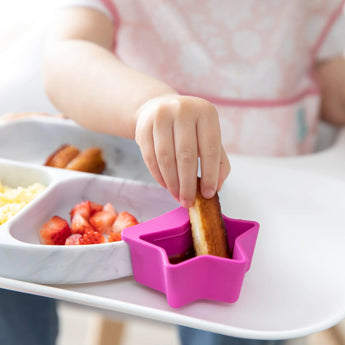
[42,1,345,344]
[44,0,345,207]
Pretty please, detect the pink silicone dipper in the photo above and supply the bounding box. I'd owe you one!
[122,207,259,308]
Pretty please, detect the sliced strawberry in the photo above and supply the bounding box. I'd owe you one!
[103,203,118,217]
[65,233,83,245]
[89,210,116,234]
[82,229,105,245]
[89,201,103,215]
[69,200,91,220]
[39,216,71,245]
[70,213,94,234]
[112,211,139,233]
[108,232,122,242]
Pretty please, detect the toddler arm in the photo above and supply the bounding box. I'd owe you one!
[44,7,175,139]
[44,7,230,208]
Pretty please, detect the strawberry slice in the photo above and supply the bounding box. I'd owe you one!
[69,200,91,220]
[70,213,94,234]
[82,229,105,245]
[108,232,122,242]
[90,201,103,215]
[103,202,118,217]
[39,216,71,245]
[112,211,139,233]
[89,210,116,234]
[65,233,83,245]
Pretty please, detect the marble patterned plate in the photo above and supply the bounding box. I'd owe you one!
[0,118,178,284]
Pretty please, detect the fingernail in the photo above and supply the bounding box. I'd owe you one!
[202,188,216,199]
[181,198,193,209]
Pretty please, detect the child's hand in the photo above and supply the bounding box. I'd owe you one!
[135,94,231,208]
[316,56,345,126]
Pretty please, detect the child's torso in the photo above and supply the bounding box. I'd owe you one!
[102,0,344,155]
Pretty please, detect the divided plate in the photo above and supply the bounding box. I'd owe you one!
[0,158,178,284]
[0,118,179,284]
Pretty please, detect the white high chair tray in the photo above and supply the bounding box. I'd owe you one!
[0,118,344,340]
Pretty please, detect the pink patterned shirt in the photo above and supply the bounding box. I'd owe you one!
[61,0,345,156]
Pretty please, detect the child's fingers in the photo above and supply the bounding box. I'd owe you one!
[173,116,198,208]
[217,147,231,191]
[197,112,222,199]
[136,95,228,208]
[135,121,167,190]
[153,116,180,201]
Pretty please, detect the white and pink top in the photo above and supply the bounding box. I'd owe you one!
[61,0,345,156]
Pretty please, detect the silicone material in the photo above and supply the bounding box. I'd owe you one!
[122,207,259,308]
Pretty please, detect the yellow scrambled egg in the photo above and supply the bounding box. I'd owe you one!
[0,181,45,225]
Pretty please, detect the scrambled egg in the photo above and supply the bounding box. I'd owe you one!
[0,180,45,225]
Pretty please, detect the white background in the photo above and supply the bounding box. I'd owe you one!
[0,0,58,115]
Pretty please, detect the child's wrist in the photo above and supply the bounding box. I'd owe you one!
[134,93,179,124]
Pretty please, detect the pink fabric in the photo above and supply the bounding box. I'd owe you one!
[99,0,345,156]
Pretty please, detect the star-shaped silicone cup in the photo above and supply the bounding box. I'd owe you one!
[122,207,259,308]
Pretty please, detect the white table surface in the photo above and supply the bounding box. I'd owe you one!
[0,119,344,340]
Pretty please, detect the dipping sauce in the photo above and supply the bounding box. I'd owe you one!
[169,246,196,264]
[0,181,45,225]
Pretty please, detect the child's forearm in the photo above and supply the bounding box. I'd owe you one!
[44,39,176,139]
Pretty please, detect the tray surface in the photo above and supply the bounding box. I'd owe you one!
[0,118,344,339]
